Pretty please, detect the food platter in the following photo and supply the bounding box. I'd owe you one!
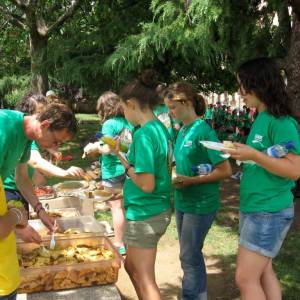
[17,236,121,293]
[34,186,56,200]
[53,180,90,197]
[85,190,114,202]
[22,216,106,241]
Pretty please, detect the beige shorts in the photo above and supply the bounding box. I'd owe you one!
[124,209,171,248]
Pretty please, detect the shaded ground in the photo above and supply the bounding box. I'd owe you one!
[115,166,242,300]
[115,166,300,300]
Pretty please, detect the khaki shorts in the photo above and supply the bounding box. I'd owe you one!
[124,209,171,248]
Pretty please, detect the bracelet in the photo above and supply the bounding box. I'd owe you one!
[34,202,42,213]
[125,164,133,175]
[9,207,22,225]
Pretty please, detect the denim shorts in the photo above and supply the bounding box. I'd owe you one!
[124,209,171,248]
[239,204,294,258]
[0,290,17,300]
[102,173,126,189]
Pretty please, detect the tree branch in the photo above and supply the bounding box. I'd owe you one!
[0,4,26,30]
[9,0,29,11]
[47,0,83,36]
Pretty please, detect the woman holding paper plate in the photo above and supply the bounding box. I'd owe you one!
[164,82,232,300]
[224,57,300,300]
[112,70,173,300]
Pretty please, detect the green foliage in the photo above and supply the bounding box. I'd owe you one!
[0,0,294,99]
[47,0,153,98]
[104,0,291,93]
[0,75,30,107]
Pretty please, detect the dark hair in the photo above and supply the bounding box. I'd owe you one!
[237,57,293,118]
[16,93,47,115]
[96,91,123,122]
[239,126,250,136]
[37,103,78,135]
[119,69,160,109]
[164,82,206,116]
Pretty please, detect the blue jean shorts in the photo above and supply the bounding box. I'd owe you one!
[0,290,16,300]
[239,204,294,258]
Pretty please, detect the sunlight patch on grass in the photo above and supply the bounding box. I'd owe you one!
[76,113,99,122]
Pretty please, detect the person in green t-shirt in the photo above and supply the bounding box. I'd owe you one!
[204,104,214,127]
[83,91,133,256]
[154,83,181,144]
[164,82,232,300]
[224,57,300,300]
[110,70,172,300]
[212,102,225,128]
[4,94,84,221]
[0,99,79,298]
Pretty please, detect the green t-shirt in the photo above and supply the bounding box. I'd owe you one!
[0,110,31,180]
[100,117,133,180]
[4,141,39,192]
[174,119,226,214]
[154,104,180,144]
[123,120,173,221]
[241,111,300,213]
[213,108,225,125]
[204,108,214,120]
[218,130,228,141]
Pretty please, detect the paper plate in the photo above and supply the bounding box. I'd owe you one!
[200,141,228,151]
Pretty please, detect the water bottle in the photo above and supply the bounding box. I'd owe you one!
[191,164,213,175]
[264,141,295,158]
[95,132,129,153]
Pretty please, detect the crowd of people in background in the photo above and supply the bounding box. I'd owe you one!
[1,57,300,300]
[204,102,256,144]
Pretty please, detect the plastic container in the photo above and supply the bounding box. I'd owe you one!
[191,164,213,175]
[264,141,295,158]
[22,216,106,242]
[17,236,121,294]
[30,207,80,220]
[95,132,129,153]
[29,196,95,217]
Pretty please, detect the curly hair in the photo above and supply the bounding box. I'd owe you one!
[163,82,206,116]
[96,91,123,122]
[237,57,294,118]
[16,92,47,115]
[37,103,78,135]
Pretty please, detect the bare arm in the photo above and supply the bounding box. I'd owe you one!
[0,207,28,239]
[224,143,300,180]
[29,150,84,178]
[117,153,155,193]
[254,152,300,180]
[15,163,55,230]
[175,160,232,188]
[83,142,112,157]
[0,211,19,239]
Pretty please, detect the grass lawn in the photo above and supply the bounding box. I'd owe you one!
[54,114,300,299]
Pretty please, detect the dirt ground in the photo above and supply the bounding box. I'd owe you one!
[115,170,242,300]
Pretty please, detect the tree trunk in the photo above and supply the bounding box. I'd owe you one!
[285,16,300,121]
[29,31,49,94]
